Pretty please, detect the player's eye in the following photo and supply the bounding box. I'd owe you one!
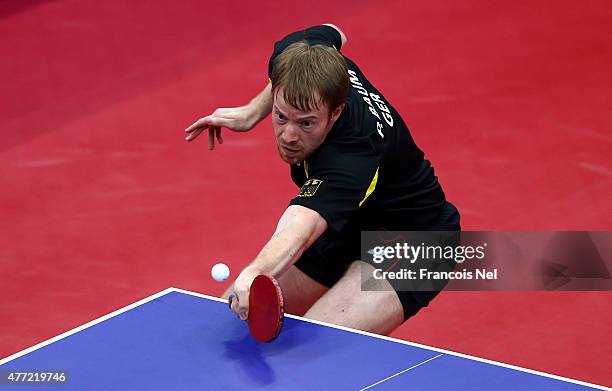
[302,120,314,129]
[275,111,286,121]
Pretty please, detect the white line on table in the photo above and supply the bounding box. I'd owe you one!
[359,353,444,390]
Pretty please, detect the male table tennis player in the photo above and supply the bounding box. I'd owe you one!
[185,24,460,334]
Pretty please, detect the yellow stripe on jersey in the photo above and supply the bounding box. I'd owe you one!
[304,160,309,179]
[359,167,379,207]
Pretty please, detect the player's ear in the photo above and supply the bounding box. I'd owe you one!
[330,103,345,123]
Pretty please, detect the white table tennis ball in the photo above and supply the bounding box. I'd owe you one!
[211,263,230,282]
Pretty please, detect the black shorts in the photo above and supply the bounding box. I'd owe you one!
[295,201,461,322]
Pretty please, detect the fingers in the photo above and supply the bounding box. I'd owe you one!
[185,117,211,142]
[208,126,222,150]
[229,293,241,318]
[228,293,238,309]
[228,291,249,320]
[208,128,215,150]
[185,127,205,142]
[185,117,209,134]
[185,114,227,146]
[215,127,223,145]
[184,116,217,142]
[236,290,249,320]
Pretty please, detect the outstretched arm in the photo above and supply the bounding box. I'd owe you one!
[227,205,328,319]
[184,82,273,149]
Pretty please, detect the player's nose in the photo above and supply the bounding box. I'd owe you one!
[281,124,300,143]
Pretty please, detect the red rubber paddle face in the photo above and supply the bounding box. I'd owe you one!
[248,275,284,343]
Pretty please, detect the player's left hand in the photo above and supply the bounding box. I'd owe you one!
[228,266,262,320]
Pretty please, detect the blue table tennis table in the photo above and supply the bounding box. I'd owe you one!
[1,288,608,390]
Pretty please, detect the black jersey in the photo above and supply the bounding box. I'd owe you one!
[268,25,447,233]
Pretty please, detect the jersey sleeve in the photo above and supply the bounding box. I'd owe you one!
[268,25,343,78]
[289,139,379,233]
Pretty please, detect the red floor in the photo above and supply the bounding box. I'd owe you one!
[1,0,611,386]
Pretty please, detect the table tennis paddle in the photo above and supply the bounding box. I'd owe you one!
[229,275,284,343]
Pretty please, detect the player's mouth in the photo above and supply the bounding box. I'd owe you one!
[280,144,301,155]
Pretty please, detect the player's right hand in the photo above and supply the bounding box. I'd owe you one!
[228,266,262,320]
[184,106,257,150]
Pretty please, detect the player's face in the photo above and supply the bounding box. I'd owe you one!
[273,90,343,164]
